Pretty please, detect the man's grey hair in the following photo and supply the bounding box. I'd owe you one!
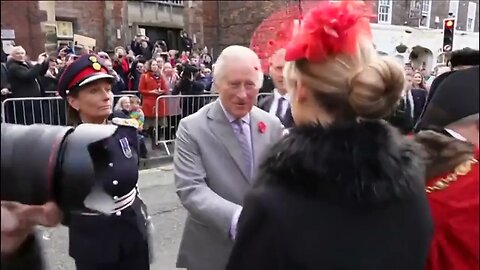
[213,45,263,88]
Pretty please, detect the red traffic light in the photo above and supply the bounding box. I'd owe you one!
[444,19,454,29]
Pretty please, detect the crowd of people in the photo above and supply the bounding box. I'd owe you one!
[386,47,479,134]
[1,35,216,153]
[1,1,479,270]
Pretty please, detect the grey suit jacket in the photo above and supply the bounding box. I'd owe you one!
[174,99,284,270]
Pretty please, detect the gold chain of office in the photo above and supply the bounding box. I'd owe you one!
[425,158,478,193]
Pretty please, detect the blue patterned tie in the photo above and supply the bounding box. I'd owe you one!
[234,120,252,179]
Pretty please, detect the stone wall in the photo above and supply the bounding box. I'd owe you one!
[183,0,204,49]
[1,1,47,57]
[104,1,128,51]
[55,1,106,50]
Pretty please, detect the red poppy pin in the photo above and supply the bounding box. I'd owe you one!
[258,121,266,134]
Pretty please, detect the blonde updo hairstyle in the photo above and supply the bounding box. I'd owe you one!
[284,37,405,122]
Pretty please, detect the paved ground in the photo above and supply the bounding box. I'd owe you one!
[41,164,186,270]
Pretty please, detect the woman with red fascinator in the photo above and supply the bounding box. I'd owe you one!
[227,1,433,270]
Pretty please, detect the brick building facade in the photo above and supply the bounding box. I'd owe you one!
[1,0,190,57]
[370,0,479,31]
[191,0,478,58]
[2,0,478,60]
[1,1,47,57]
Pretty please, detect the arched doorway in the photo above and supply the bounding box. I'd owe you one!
[409,46,434,72]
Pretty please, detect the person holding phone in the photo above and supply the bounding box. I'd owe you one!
[6,47,49,124]
[113,47,130,84]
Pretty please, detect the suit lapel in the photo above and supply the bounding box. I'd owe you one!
[258,95,274,112]
[264,96,274,112]
[250,109,270,176]
[207,100,250,182]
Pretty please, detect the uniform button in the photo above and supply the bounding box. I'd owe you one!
[113,196,118,200]
[116,211,121,216]
[108,163,114,167]
[112,180,118,185]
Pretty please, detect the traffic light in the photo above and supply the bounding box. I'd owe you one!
[443,18,455,52]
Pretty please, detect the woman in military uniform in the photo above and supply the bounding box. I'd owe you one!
[56,54,150,270]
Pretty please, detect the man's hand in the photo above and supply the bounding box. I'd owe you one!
[37,53,47,65]
[1,88,10,95]
[1,201,62,254]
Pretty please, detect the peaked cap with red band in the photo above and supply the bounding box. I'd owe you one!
[57,54,114,98]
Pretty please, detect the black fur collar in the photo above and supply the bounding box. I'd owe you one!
[258,120,425,206]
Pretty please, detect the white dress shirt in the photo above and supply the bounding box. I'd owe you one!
[269,89,291,119]
[444,128,467,142]
[404,91,414,119]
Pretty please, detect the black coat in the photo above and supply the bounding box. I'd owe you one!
[260,74,275,93]
[67,119,149,266]
[227,120,433,270]
[385,98,414,134]
[257,95,295,128]
[411,88,427,125]
[6,60,48,98]
[1,62,11,102]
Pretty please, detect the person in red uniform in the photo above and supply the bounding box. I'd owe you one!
[414,66,479,270]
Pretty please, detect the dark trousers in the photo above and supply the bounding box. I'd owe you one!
[74,240,150,270]
[138,133,148,158]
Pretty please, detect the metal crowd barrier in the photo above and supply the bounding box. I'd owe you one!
[153,93,273,155]
[1,94,136,125]
[1,92,273,157]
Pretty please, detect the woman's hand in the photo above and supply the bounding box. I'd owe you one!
[1,201,62,254]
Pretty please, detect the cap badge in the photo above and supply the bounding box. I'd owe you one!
[89,56,98,63]
[92,62,102,71]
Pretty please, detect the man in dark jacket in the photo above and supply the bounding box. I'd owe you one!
[257,49,294,128]
[129,57,146,93]
[6,46,49,124]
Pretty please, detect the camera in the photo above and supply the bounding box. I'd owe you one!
[181,63,200,80]
[1,123,120,214]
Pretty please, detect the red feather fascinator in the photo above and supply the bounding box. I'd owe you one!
[285,1,374,63]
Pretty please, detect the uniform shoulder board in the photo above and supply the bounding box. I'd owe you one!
[112,117,139,129]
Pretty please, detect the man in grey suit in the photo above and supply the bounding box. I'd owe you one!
[174,45,284,270]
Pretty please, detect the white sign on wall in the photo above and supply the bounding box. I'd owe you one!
[1,29,15,40]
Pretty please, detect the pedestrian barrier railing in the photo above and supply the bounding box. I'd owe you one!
[1,92,273,156]
[43,90,139,97]
[1,94,137,125]
[153,93,273,155]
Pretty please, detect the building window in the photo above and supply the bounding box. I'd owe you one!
[143,0,184,6]
[378,0,392,24]
[419,0,432,28]
[448,0,459,18]
[467,2,477,32]
[56,21,74,39]
[409,0,421,19]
